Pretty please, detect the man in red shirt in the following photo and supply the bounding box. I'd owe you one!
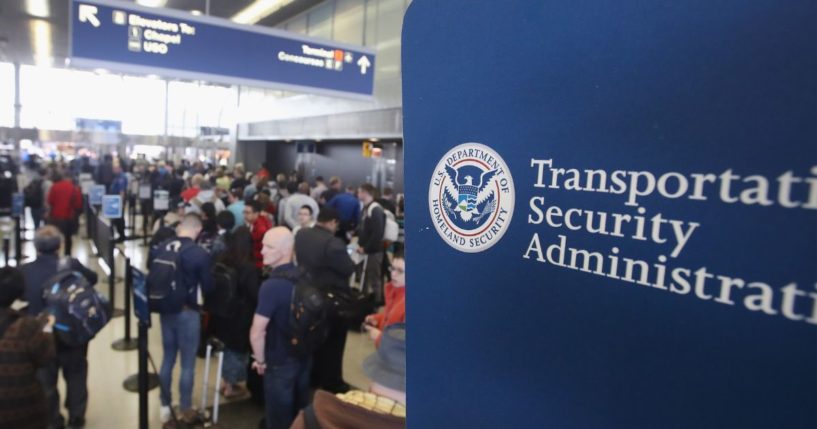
[243,200,272,269]
[180,174,203,203]
[46,172,82,256]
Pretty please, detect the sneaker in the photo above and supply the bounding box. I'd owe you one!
[160,406,171,423]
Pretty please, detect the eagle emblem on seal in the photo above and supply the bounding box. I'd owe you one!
[442,164,498,225]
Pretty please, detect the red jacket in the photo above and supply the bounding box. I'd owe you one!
[181,187,200,202]
[250,215,272,268]
[47,180,82,220]
[371,282,405,346]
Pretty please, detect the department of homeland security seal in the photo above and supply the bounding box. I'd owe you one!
[429,143,515,253]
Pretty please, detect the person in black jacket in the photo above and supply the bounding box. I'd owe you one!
[210,227,260,399]
[356,184,386,304]
[20,225,98,429]
[295,207,356,393]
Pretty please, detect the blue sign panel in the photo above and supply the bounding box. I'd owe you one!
[11,193,23,218]
[75,118,122,133]
[102,195,122,219]
[131,267,149,326]
[89,185,105,206]
[403,1,816,428]
[69,0,376,98]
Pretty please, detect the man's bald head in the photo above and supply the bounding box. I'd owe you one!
[261,227,294,268]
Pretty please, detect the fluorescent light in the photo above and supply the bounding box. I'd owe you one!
[136,0,168,7]
[191,10,202,16]
[94,68,109,74]
[26,0,50,18]
[30,20,52,66]
[232,0,292,25]
[369,138,379,142]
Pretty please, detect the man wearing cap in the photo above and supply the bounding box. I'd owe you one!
[289,323,407,429]
[20,225,99,429]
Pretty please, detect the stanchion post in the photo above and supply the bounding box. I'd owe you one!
[112,253,137,351]
[142,200,149,247]
[3,237,9,266]
[14,216,22,264]
[138,320,149,429]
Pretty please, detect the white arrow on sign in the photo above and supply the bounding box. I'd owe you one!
[79,4,101,28]
[357,55,371,75]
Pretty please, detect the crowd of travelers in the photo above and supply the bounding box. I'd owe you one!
[0,154,407,429]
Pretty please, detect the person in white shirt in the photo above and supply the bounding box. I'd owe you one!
[283,182,318,230]
[291,205,316,237]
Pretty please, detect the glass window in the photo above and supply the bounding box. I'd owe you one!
[167,81,237,137]
[364,0,378,47]
[307,2,334,39]
[374,0,404,79]
[335,0,365,45]
[120,76,166,135]
[287,15,308,34]
[0,63,14,127]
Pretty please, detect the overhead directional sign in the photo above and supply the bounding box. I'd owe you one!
[69,0,376,98]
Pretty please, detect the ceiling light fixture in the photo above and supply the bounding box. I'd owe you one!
[26,0,50,18]
[191,10,202,16]
[30,20,52,66]
[232,0,292,25]
[136,0,168,8]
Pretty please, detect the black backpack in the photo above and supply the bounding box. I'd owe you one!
[24,178,43,208]
[270,269,331,358]
[149,220,180,249]
[42,261,111,347]
[204,263,238,318]
[147,238,194,314]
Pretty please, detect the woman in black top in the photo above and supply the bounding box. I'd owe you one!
[210,227,260,398]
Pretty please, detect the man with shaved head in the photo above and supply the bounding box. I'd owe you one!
[250,227,311,429]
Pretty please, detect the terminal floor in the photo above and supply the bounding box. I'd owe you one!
[5,227,375,429]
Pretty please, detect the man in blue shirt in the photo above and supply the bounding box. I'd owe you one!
[250,227,311,429]
[20,225,98,429]
[153,214,215,424]
[109,163,128,241]
[326,190,361,243]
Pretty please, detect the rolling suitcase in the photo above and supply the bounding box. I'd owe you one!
[200,338,226,428]
[160,338,225,429]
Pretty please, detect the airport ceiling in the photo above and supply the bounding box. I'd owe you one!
[0,0,323,66]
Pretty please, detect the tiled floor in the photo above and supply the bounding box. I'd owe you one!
[1,216,376,429]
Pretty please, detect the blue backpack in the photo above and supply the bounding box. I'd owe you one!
[43,262,111,347]
[147,238,194,314]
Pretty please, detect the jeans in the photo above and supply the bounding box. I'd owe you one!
[311,321,348,393]
[30,206,44,230]
[263,357,312,429]
[49,218,74,256]
[222,348,248,385]
[159,309,200,410]
[38,343,88,428]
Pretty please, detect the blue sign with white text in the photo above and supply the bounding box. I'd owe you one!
[89,185,105,206]
[11,193,23,218]
[131,267,149,326]
[403,1,816,428]
[70,0,375,98]
[102,195,122,219]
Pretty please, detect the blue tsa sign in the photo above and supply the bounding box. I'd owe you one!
[102,195,122,219]
[70,0,375,98]
[404,0,816,428]
[89,185,106,206]
[131,267,149,326]
[11,193,24,218]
